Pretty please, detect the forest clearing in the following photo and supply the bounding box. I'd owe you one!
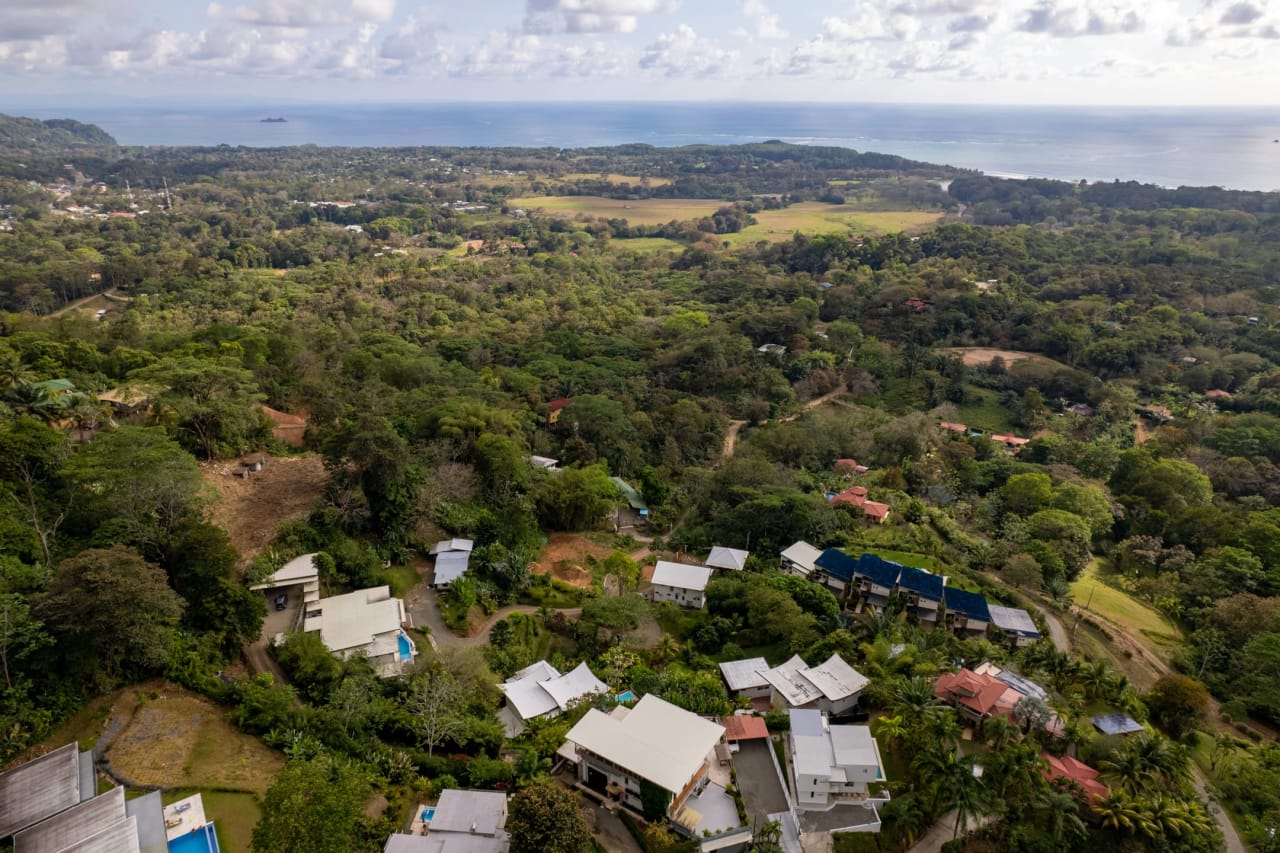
[200,454,328,565]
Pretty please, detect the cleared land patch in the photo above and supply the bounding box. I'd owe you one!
[103,685,284,794]
[533,532,617,589]
[201,453,328,566]
[725,204,944,245]
[1070,560,1182,657]
[940,347,1070,370]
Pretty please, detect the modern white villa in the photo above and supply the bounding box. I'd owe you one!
[301,586,416,677]
[497,660,609,736]
[790,708,885,810]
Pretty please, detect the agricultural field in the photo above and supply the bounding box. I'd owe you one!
[1070,560,1182,652]
[509,195,721,225]
[559,172,672,186]
[722,203,945,245]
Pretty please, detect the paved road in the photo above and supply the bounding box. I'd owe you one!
[1027,601,1070,653]
[907,810,991,853]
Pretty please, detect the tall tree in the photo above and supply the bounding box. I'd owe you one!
[251,756,376,853]
[507,780,592,853]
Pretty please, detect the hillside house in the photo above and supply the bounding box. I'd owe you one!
[302,586,415,677]
[894,566,945,625]
[561,696,748,849]
[497,660,608,736]
[813,548,859,597]
[761,654,868,715]
[1042,754,1107,802]
[610,477,648,530]
[547,398,572,426]
[250,552,322,608]
[790,709,885,809]
[780,540,823,578]
[651,561,713,609]
[848,554,902,611]
[943,586,991,636]
[430,538,474,589]
[390,789,509,853]
[828,485,891,523]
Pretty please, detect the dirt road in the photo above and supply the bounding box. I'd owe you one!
[721,388,847,461]
[404,585,581,648]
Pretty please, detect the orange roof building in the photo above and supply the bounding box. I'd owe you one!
[1042,753,1108,801]
[719,716,769,742]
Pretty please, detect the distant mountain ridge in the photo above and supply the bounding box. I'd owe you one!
[0,113,116,148]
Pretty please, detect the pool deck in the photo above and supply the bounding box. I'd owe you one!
[407,802,432,836]
[163,794,208,841]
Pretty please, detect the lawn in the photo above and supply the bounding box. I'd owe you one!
[509,196,721,226]
[378,563,421,599]
[1070,559,1181,649]
[560,173,672,187]
[954,386,1018,434]
[165,789,262,853]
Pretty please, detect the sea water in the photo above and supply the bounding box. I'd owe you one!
[16,101,1280,191]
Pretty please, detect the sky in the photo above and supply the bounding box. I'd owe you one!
[0,0,1278,105]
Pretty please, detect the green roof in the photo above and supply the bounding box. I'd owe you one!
[609,477,647,510]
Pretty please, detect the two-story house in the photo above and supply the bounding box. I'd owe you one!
[790,708,885,810]
[650,562,713,609]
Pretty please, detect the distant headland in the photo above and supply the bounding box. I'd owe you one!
[260,117,287,123]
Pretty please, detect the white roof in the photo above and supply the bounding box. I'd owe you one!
[251,553,319,590]
[790,709,880,780]
[434,551,470,585]
[706,547,749,571]
[718,658,771,692]
[761,654,866,707]
[500,661,607,722]
[801,654,869,702]
[303,586,404,654]
[830,725,880,773]
[541,662,609,712]
[987,605,1040,637]
[761,655,824,706]
[565,695,724,794]
[651,561,712,592]
[430,538,475,555]
[780,541,823,574]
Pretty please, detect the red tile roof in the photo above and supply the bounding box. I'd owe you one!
[1042,752,1108,801]
[830,486,868,507]
[720,716,770,741]
[862,501,891,519]
[934,669,1010,718]
[940,422,967,432]
[548,398,573,411]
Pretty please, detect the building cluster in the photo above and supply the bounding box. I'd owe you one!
[0,743,218,853]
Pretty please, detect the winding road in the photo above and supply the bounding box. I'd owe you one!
[404,585,581,649]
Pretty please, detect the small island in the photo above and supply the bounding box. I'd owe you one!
[260,117,287,123]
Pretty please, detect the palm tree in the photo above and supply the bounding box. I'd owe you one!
[872,713,908,751]
[1093,791,1153,837]
[1079,659,1114,700]
[1101,744,1155,795]
[891,675,943,716]
[981,715,1020,750]
[879,792,928,849]
[1035,786,1089,848]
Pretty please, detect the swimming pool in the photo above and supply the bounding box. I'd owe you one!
[421,806,436,822]
[615,691,637,703]
[398,632,413,661]
[168,824,220,853]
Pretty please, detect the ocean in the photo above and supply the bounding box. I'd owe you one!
[17,101,1280,191]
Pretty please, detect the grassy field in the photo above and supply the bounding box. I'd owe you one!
[1071,560,1182,649]
[379,563,421,598]
[560,173,672,187]
[862,548,942,572]
[723,203,944,245]
[613,236,684,253]
[509,196,720,225]
[509,196,944,238]
[165,789,262,853]
[955,386,1018,434]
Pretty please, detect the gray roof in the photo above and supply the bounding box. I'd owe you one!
[719,657,771,692]
[0,743,81,838]
[13,788,125,853]
[651,561,712,592]
[706,547,749,571]
[1091,714,1144,735]
[56,815,138,852]
[123,791,165,853]
[762,654,867,706]
[430,790,507,836]
[429,539,474,556]
[987,605,1041,638]
[434,551,470,586]
[780,541,823,575]
[387,836,507,853]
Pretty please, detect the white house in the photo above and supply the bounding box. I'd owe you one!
[301,586,415,677]
[497,660,609,736]
[790,708,885,810]
[390,789,509,853]
[705,546,749,572]
[650,561,713,609]
[760,654,868,715]
[250,552,321,605]
[718,657,772,700]
[561,696,748,849]
[779,541,823,578]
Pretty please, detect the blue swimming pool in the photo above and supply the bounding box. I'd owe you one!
[168,824,220,853]
[398,633,413,661]
[615,691,637,703]
[421,806,437,822]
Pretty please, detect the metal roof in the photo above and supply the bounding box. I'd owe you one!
[943,586,991,621]
[761,655,824,707]
[429,538,474,555]
[303,586,404,654]
[0,743,81,838]
[433,551,470,586]
[706,547,749,571]
[651,561,712,592]
[800,654,869,702]
[780,541,823,574]
[430,790,507,836]
[896,566,944,600]
[987,605,1041,638]
[13,788,125,853]
[1091,714,1144,735]
[814,549,858,583]
[609,477,647,510]
[852,554,902,588]
[718,657,771,692]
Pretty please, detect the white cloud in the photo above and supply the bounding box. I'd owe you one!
[0,0,111,43]
[523,0,663,34]
[737,0,788,40]
[230,0,395,28]
[1018,1,1144,37]
[379,13,443,72]
[639,24,737,77]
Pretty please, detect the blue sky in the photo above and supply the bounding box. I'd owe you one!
[0,0,1277,104]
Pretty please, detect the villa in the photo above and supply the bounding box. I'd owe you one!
[388,789,509,853]
[718,657,772,702]
[497,660,609,736]
[760,654,868,715]
[301,586,415,677]
[789,708,885,810]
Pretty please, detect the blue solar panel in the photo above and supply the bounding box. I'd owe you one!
[1091,713,1144,735]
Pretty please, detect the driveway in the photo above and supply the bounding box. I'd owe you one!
[402,583,581,648]
[734,739,791,821]
[243,585,301,684]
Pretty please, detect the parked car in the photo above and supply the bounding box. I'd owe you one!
[274,594,287,611]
